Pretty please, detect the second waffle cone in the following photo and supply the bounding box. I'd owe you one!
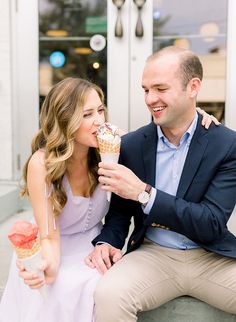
[14,238,41,259]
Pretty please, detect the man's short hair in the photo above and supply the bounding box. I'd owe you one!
[147,46,203,89]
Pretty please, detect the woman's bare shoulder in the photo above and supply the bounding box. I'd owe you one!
[28,149,46,173]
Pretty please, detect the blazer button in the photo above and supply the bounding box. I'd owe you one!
[151,223,161,228]
[131,240,136,246]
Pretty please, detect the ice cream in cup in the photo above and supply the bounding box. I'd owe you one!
[8,220,47,299]
[96,122,121,201]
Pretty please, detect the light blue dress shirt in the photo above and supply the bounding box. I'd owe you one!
[145,113,199,249]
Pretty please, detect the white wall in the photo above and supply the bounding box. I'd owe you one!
[0,0,13,180]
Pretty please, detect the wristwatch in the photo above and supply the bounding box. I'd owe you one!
[137,184,152,205]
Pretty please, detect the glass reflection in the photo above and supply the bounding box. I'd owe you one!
[39,0,107,107]
[153,0,228,122]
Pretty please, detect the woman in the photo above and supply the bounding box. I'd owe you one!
[0,77,110,322]
[0,77,218,322]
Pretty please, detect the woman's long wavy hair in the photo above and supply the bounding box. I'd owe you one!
[21,77,106,216]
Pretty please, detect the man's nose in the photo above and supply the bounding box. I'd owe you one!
[145,91,159,105]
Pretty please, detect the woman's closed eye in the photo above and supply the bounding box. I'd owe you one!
[83,105,105,118]
[83,112,93,118]
[98,106,105,114]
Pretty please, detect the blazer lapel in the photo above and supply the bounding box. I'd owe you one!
[177,118,209,198]
[141,123,158,187]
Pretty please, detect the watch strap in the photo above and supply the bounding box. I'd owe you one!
[141,184,152,207]
[145,184,152,194]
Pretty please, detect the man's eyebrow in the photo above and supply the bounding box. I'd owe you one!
[142,83,166,89]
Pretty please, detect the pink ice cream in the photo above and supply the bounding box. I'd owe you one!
[8,221,38,249]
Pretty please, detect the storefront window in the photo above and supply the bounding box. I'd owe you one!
[153,0,228,121]
[39,0,107,106]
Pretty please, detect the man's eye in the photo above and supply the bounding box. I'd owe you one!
[158,88,167,92]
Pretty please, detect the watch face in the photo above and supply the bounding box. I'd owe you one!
[138,191,150,204]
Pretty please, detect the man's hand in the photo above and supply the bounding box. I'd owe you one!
[85,244,122,274]
[98,162,146,201]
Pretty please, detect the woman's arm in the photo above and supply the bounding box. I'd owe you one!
[18,150,60,288]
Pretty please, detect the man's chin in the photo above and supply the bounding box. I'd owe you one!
[153,117,163,126]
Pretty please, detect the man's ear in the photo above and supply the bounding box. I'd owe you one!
[188,78,201,98]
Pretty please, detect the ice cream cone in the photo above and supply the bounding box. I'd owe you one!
[100,152,120,201]
[14,238,41,259]
[8,221,48,300]
[97,137,120,154]
[19,244,48,299]
[97,123,121,202]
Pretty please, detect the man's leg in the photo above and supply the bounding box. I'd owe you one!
[95,240,188,322]
[188,249,236,314]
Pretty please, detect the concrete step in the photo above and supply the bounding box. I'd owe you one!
[138,296,236,322]
[0,181,31,223]
[0,182,20,223]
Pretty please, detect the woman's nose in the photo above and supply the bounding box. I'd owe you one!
[93,115,104,126]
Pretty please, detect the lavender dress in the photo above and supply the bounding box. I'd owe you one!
[0,176,109,322]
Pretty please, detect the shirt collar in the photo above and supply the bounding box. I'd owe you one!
[157,112,198,147]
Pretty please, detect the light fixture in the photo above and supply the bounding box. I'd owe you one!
[200,22,219,42]
[46,30,68,37]
[93,62,100,69]
[74,47,92,55]
[174,38,190,49]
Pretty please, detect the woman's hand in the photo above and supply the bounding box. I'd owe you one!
[196,107,220,129]
[17,238,60,289]
[17,259,47,289]
[17,255,58,289]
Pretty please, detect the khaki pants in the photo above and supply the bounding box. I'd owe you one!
[95,239,236,322]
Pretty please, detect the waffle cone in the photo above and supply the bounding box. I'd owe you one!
[97,137,120,154]
[14,238,41,259]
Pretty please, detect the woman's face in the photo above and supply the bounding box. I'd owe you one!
[74,89,105,149]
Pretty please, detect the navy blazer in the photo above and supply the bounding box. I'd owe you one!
[93,114,236,258]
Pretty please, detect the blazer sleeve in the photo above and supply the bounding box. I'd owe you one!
[92,193,140,249]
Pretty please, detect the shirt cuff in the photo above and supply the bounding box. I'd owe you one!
[143,187,156,215]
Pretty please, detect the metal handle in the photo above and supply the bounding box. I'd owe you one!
[133,0,146,37]
[112,0,126,38]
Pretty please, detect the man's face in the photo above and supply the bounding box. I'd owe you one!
[142,55,194,131]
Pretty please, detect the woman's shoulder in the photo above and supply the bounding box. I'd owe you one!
[28,149,46,173]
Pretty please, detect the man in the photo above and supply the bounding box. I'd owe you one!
[85,46,236,321]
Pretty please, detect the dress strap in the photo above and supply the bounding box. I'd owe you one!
[44,184,56,237]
